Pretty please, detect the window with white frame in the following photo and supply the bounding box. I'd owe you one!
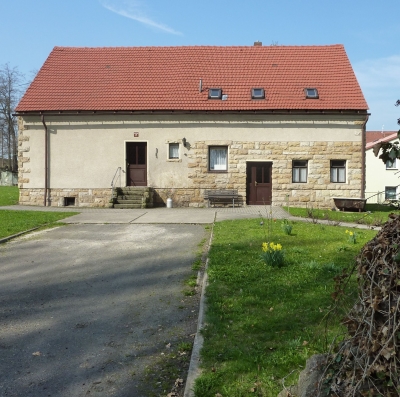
[168,143,179,159]
[386,158,397,169]
[385,186,397,200]
[209,146,228,171]
[330,160,346,183]
[292,160,308,183]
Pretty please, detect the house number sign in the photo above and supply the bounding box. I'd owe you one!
[134,132,139,137]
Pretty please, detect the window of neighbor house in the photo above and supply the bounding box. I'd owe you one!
[305,88,319,99]
[169,143,179,159]
[385,186,397,200]
[330,160,346,183]
[208,88,222,99]
[292,160,308,183]
[209,146,228,171]
[386,158,397,169]
[251,88,265,99]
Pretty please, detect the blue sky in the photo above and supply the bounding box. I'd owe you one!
[2,0,399,131]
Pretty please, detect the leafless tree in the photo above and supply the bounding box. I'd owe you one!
[0,64,26,172]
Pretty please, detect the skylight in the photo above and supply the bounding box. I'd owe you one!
[305,88,319,99]
[251,88,265,99]
[208,88,222,99]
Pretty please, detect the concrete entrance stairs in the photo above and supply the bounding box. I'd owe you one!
[112,187,153,209]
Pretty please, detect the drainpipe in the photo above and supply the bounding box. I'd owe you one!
[361,115,369,199]
[41,114,48,206]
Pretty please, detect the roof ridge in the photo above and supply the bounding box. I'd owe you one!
[52,44,345,50]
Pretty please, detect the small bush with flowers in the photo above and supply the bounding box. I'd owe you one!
[345,229,357,244]
[261,242,285,267]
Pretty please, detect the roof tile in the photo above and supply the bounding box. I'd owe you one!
[17,45,368,112]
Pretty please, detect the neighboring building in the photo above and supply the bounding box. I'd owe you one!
[365,131,400,203]
[15,44,368,208]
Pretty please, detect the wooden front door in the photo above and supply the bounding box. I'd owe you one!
[247,162,272,205]
[126,142,147,186]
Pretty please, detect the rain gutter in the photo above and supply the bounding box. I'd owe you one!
[41,114,48,206]
[361,115,369,199]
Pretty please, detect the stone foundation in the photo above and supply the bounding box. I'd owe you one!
[152,188,206,207]
[19,188,113,207]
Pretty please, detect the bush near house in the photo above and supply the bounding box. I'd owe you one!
[194,218,377,397]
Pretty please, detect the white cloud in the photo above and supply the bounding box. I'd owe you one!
[100,0,182,35]
[353,55,400,131]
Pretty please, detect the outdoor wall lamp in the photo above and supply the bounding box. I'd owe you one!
[182,137,187,148]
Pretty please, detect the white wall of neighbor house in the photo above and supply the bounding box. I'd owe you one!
[365,144,400,203]
[19,113,366,207]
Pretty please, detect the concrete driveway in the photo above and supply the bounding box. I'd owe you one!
[0,223,207,397]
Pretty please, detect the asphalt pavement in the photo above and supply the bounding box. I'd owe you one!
[0,222,207,397]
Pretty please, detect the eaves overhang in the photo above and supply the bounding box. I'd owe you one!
[15,109,370,117]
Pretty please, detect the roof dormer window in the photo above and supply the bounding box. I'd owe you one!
[305,88,319,99]
[251,88,265,99]
[208,88,222,99]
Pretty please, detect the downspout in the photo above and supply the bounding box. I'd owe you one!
[41,114,48,206]
[361,114,369,199]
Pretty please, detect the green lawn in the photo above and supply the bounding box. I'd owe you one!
[194,218,377,396]
[0,186,19,206]
[0,186,77,238]
[286,203,397,226]
[0,210,77,239]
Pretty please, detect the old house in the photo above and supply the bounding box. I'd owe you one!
[16,44,368,208]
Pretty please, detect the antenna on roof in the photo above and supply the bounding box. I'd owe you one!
[382,124,385,137]
[199,79,202,93]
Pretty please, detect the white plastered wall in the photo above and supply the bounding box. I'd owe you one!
[20,113,365,191]
[365,142,400,203]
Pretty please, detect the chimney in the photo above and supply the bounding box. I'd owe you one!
[254,41,262,46]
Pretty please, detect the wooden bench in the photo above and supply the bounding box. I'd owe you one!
[204,189,239,208]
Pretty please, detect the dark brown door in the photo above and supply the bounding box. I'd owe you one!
[126,142,147,186]
[247,162,272,205]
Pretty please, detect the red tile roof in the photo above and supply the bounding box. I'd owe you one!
[16,45,368,113]
[366,131,398,149]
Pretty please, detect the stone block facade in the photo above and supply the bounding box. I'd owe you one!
[17,118,31,187]
[182,139,363,208]
[19,188,113,207]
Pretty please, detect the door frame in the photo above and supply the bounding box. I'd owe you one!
[125,141,148,187]
[246,161,273,205]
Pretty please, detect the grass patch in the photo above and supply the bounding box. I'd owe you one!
[0,210,77,239]
[194,218,377,396]
[0,186,19,206]
[0,187,78,239]
[287,203,397,226]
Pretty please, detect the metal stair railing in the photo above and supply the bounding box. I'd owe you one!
[111,167,125,200]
